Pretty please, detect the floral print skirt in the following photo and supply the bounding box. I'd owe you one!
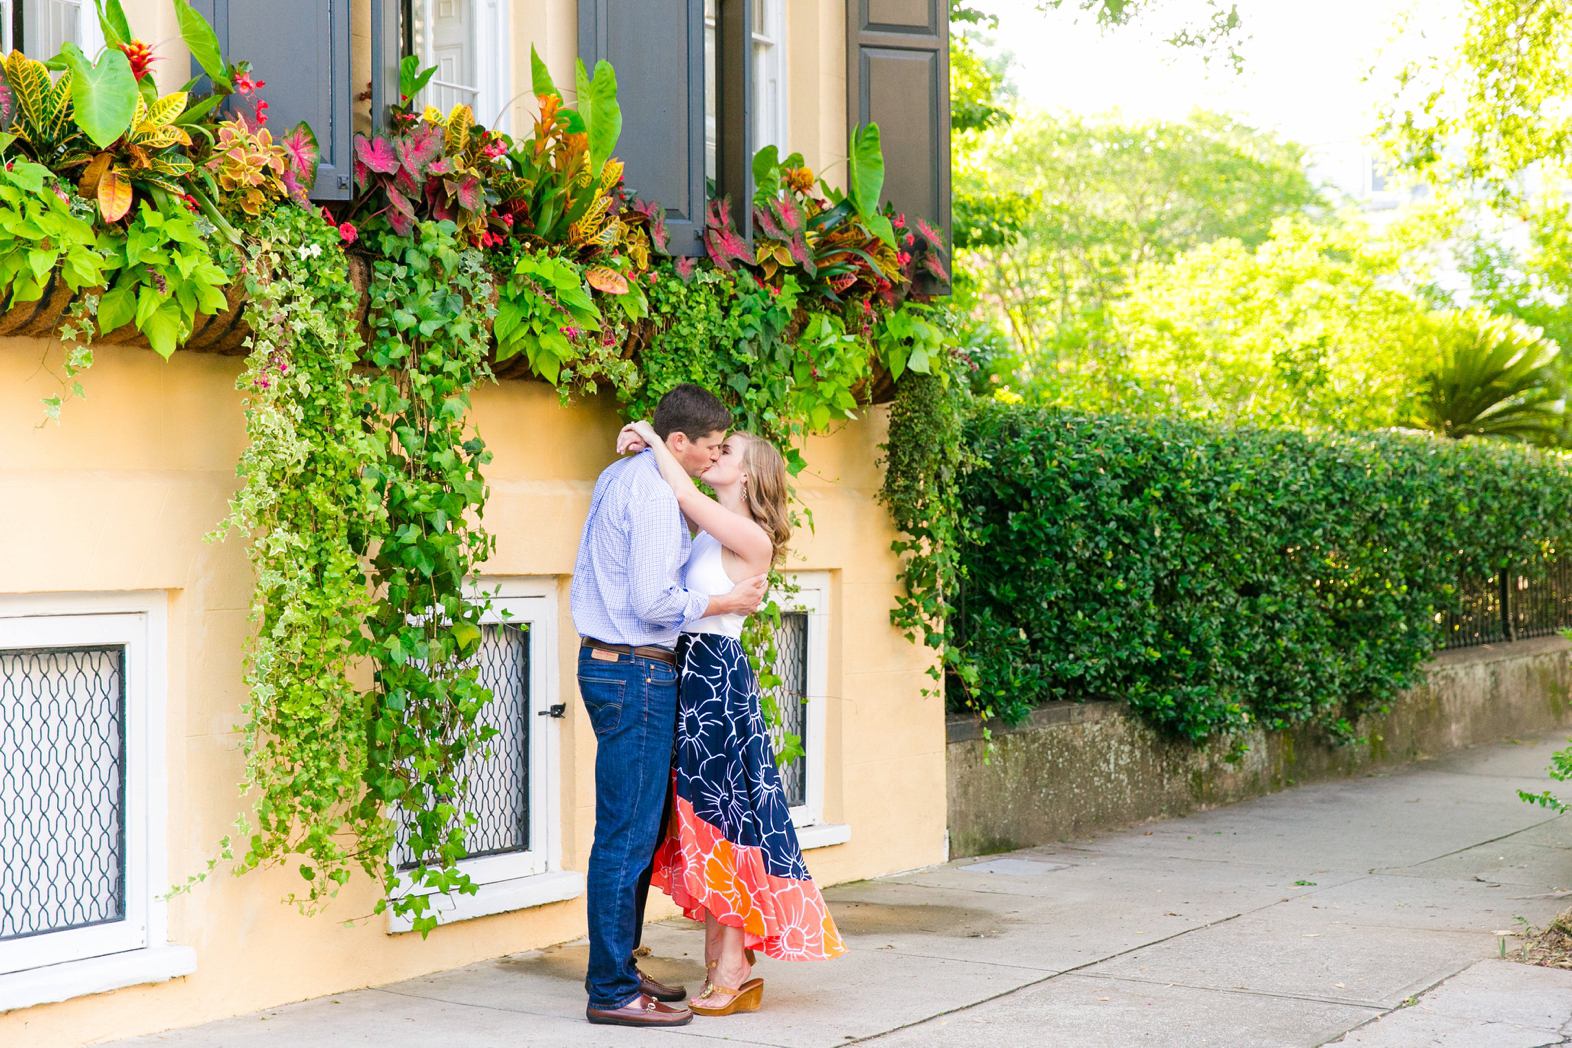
[650,631,844,961]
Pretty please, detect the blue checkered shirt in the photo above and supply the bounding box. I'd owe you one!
[571,450,709,647]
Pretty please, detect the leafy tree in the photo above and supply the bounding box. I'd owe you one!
[1097,217,1443,429]
[960,110,1324,374]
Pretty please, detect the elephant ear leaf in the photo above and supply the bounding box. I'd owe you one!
[585,59,620,175]
[95,0,132,47]
[172,0,227,88]
[60,42,137,150]
[529,45,560,101]
[848,123,885,220]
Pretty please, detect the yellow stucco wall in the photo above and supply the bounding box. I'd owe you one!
[0,324,943,1046]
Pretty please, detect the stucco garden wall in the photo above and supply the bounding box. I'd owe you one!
[948,635,1572,858]
[0,332,943,1046]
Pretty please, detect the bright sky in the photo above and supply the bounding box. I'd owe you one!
[970,0,1465,193]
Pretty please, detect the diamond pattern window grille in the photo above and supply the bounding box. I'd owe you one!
[763,612,808,809]
[395,623,530,869]
[0,645,127,941]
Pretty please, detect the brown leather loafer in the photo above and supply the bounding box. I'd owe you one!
[586,993,693,1027]
[637,970,687,1003]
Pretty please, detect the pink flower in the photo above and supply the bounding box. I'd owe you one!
[234,73,263,95]
[893,214,906,229]
[896,251,912,266]
[768,285,781,297]
[903,233,915,247]
[337,222,358,244]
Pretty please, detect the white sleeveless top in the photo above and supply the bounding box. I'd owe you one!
[681,531,746,638]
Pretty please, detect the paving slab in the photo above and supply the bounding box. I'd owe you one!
[859,973,1379,1048]
[1325,960,1572,1047]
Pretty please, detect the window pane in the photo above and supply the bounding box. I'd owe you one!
[704,0,718,187]
[0,646,126,940]
[412,0,479,112]
[394,623,530,867]
[764,612,808,808]
[20,0,80,57]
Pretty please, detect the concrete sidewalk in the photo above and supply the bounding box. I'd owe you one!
[109,733,1572,1048]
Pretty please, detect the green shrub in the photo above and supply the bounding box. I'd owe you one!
[959,404,1572,741]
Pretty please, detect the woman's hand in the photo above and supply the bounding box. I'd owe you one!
[616,420,656,455]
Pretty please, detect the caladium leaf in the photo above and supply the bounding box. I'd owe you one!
[673,255,697,283]
[281,121,319,188]
[97,166,133,222]
[395,123,443,175]
[455,174,483,213]
[354,135,398,175]
[61,42,137,149]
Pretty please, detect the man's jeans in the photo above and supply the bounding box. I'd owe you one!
[579,646,679,1010]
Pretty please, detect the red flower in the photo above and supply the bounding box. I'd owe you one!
[234,73,264,95]
[896,251,912,266]
[118,40,159,81]
[903,233,915,247]
[768,285,781,297]
[893,214,906,229]
[337,222,358,245]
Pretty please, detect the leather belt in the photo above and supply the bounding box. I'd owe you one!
[581,637,678,666]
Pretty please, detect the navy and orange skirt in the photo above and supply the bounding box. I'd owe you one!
[650,631,845,961]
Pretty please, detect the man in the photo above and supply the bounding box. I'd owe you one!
[571,384,768,1028]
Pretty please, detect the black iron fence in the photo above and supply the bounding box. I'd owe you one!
[1441,560,1572,650]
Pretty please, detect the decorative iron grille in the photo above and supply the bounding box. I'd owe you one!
[764,612,808,809]
[1443,562,1572,650]
[394,622,529,868]
[0,645,126,940]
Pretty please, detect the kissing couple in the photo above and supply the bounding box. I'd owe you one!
[570,384,844,1028]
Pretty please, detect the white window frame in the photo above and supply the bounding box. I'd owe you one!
[386,576,580,932]
[0,0,105,59]
[752,0,788,154]
[0,591,194,1014]
[773,572,849,851]
[408,0,512,136]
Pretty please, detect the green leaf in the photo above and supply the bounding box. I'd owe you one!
[398,54,437,100]
[848,122,886,220]
[97,282,136,332]
[529,45,559,101]
[585,59,621,175]
[752,144,781,208]
[96,0,132,47]
[60,43,138,150]
[142,299,184,358]
[173,0,225,84]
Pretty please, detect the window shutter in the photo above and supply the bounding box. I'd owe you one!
[191,0,354,200]
[847,0,950,292]
[714,0,753,241]
[579,0,706,256]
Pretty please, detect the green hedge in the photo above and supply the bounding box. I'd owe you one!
[958,405,1572,742]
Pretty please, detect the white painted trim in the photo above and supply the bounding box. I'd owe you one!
[0,591,182,1008]
[387,577,569,932]
[774,572,832,833]
[753,0,788,153]
[795,822,850,852]
[0,943,196,1014]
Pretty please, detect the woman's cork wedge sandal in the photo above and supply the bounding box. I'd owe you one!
[689,977,764,1016]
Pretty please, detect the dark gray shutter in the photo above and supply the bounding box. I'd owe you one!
[847,0,950,290]
[579,0,706,256]
[714,0,752,241]
[192,0,354,200]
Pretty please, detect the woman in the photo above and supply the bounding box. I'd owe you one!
[618,419,844,1017]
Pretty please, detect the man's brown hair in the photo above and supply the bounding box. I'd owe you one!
[652,383,731,441]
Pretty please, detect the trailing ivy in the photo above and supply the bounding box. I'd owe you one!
[210,205,372,907]
[356,220,499,933]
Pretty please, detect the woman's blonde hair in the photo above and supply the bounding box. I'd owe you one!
[734,431,791,564]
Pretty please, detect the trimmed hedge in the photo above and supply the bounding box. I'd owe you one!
[958,404,1572,742]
